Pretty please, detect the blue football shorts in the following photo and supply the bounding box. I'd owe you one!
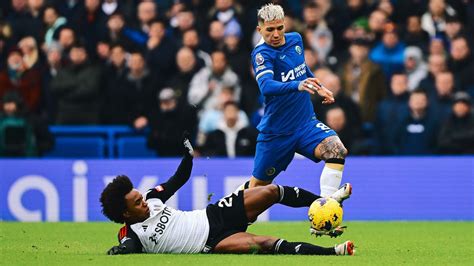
[252,118,337,181]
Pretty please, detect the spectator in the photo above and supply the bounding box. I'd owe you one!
[421,0,456,38]
[41,42,63,121]
[146,19,178,78]
[6,0,41,42]
[340,39,386,122]
[120,51,160,129]
[58,27,77,59]
[0,48,42,113]
[208,20,226,51]
[222,22,249,85]
[393,89,439,154]
[404,46,428,91]
[302,2,334,66]
[438,91,474,154]
[74,0,108,58]
[55,0,82,23]
[448,35,474,92]
[312,73,362,133]
[403,15,430,53]
[207,0,243,35]
[136,1,157,36]
[431,71,455,119]
[419,53,447,92]
[305,48,320,73]
[428,37,447,56]
[368,9,389,44]
[0,92,53,157]
[369,22,406,80]
[324,106,364,155]
[18,36,44,71]
[200,101,257,158]
[166,47,200,107]
[188,50,241,114]
[172,9,196,42]
[100,43,128,124]
[198,86,249,138]
[50,43,102,124]
[103,12,142,50]
[42,5,67,49]
[147,88,198,157]
[444,15,465,44]
[375,73,410,154]
[182,28,211,68]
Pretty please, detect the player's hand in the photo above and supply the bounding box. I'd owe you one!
[298,78,319,95]
[311,78,335,104]
[107,245,123,255]
[182,131,194,157]
[310,225,347,238]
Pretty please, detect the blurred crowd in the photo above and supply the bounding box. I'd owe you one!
[0,0,473,157]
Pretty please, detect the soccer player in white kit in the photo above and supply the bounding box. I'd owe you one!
[100,133,354,255]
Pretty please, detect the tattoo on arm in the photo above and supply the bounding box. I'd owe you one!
[318,136,347,160]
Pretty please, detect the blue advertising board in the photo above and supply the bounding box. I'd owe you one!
[1,157,473,221]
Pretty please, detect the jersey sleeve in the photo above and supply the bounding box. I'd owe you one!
[252,50,300,96]
[145,155,193,203]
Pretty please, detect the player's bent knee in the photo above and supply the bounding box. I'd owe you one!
[252,236,278,254]
[256,185,279,202]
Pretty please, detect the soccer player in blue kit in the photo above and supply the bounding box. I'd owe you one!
[246,4,350,197]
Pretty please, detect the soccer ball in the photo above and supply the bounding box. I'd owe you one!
[308,197,343,232]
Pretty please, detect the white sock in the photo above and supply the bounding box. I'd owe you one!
[319,165,343,197]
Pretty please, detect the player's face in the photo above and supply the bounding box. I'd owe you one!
[123,189,150,223]
[257,19,285,47]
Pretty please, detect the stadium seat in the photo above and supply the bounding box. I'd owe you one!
[116,136,156,158]
[43,136,106,158]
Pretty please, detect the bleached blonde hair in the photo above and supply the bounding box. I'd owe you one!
[257,3,285,24]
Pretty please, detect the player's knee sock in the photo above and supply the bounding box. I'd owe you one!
[320,158,344,197]
[273,239,336,255]
[277,185,320,207]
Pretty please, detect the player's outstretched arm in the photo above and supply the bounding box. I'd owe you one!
[146,132,194,203]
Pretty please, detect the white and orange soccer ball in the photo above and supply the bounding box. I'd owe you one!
[308,197,343,232]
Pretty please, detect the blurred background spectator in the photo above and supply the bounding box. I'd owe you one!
[340,39,386,123]
[437,91,474,154]
[200,101,256,158]
[147,87,197,157]
[1,0,473,157]
[393,89,439,155]
[0,91,53,157]
[50,43,101,124]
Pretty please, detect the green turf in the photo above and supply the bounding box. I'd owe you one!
[1,221,473,265]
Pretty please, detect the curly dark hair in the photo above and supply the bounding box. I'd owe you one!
[100,175,133,224]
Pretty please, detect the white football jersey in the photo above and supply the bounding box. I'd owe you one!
[130,198,209,254]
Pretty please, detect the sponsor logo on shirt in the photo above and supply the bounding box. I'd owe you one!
[281,63,307,82]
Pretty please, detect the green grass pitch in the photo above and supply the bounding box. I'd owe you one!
[1,221,473,265]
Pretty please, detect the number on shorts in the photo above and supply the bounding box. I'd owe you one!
[218,196,233,208]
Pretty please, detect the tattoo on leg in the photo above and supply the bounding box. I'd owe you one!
[318,136,347,160]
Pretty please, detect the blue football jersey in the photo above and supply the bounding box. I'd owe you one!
[251,32,316,135]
